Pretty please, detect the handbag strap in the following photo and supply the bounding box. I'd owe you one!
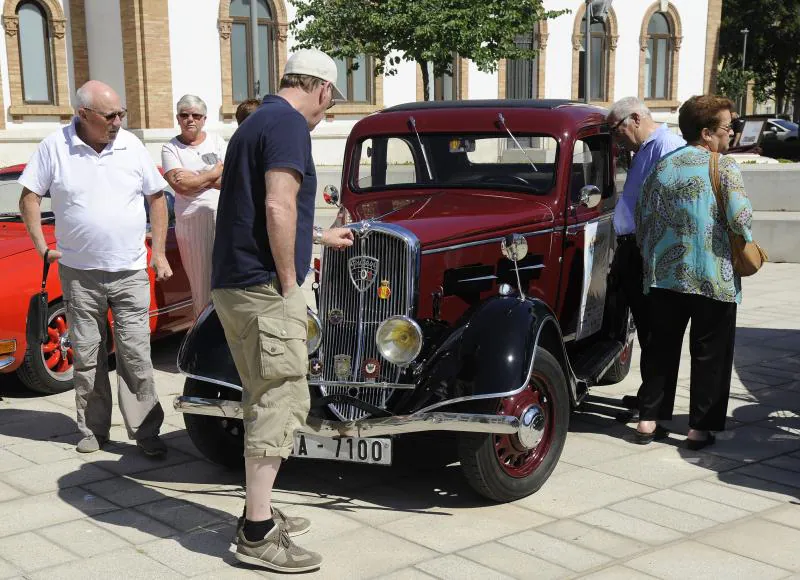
[41,249,51,293]
[708,152,731,232]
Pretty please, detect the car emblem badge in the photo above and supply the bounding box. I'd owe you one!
[348,256,379,292]
[308,358,322,377]
[362,358,381,382]
[328,308,344,326]
[377,280,392,300]
[333,354,351,381]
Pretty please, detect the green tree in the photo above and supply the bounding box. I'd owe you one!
[719,0,800,115]
[289,0,568,101]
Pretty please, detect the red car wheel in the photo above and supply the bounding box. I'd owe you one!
[17,301,75,394]
[459,347,569,502]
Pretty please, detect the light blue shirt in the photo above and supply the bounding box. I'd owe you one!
[614,124,686,235]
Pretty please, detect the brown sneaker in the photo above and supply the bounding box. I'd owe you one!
[235,506,311,539]
[235,523,322,573]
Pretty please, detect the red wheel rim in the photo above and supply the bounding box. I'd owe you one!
[494,371,554,478]
[40,309,73,380]
[619,338,633,367]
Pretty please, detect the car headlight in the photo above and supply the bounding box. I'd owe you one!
[307,309,322,355]
[375,316,422,366]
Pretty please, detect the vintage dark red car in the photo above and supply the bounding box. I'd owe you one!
[174,100,634,502]
[0,164,194,394]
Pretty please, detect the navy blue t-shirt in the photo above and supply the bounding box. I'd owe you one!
[211,95,317,290]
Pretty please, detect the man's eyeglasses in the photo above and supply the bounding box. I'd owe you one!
[610,115,630,133]
[325,83,336,110]
[717,124,734,133]
[178,112,205,121]
[84,107,126,122]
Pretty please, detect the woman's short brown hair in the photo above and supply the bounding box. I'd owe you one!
[279,74,325,93]
[678,95,735,142]
[235,99,261,125]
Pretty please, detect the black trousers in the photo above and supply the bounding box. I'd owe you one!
[608,237,650,394]
[639,288,737,431]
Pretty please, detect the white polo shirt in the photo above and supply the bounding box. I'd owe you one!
[19,119,168,271]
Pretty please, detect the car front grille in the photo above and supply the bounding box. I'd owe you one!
[316,223,419,420]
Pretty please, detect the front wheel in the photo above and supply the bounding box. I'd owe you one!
[183,378,244,468]
[459,347,569,502]
[17,301,74,394]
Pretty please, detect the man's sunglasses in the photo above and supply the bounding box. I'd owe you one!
[178,112,205,121]
[610,115,631,133]
[85,107,126,122]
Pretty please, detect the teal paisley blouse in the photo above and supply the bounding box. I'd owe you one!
[635,146,754,304]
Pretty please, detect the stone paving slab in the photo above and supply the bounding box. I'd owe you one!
[0,262,798,579]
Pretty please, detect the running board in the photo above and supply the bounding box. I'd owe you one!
[569,339,625,388]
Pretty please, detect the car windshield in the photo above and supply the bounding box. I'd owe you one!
[351,133,559,195]
[773,119,798,132]
[0,174,52,216]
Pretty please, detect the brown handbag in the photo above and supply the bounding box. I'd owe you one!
[709,152,767,277]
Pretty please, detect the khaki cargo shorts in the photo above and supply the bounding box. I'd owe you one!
[211,282,309,459]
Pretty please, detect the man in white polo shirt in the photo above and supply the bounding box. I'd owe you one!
[19,80,172,456]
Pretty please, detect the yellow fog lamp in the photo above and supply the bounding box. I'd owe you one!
[0,339,17,355]
[307,309,322,355]
[376,316,423,366]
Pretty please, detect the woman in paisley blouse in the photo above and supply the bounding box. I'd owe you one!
[634,95,753,450]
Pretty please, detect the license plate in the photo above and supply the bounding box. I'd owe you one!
[291,433,392,465]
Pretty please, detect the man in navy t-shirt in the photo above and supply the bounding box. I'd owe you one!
[211,49,353,573]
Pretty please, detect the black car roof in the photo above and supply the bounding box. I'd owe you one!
[382,99,588,113]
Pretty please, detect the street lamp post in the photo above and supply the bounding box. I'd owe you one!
[584,0,592,104]
[740,28,749,113]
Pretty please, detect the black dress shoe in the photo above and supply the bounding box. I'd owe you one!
[616,409,640,423]
[686,433,716,451]
[621,395,639,410]
[633,425,670,445]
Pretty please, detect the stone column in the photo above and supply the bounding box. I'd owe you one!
[703,0,723,94]
[119,0,173,129]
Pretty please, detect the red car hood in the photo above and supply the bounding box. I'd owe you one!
[0,222,54,259]
[348,190,555,247]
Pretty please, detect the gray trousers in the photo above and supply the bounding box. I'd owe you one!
[59,265,163,440]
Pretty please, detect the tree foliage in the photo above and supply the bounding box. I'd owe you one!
[289,0,568,101]
[719,0,800,114]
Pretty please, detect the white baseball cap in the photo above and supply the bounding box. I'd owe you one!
[284,49,345,100]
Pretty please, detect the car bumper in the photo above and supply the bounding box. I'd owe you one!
[173,395,544,443]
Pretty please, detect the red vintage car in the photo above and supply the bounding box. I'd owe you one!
[0,164,194,394]
[174,99,635,502]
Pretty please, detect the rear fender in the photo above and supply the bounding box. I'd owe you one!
[177,305,242,391]
[410,296,577,413]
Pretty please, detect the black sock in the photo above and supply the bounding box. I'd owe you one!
[243,518,275,542]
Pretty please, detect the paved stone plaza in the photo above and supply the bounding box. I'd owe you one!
[1,263,799,579]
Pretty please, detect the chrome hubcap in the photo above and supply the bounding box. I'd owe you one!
[517,404,546,449]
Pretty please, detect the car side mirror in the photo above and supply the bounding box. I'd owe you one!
[579,185,602,209]
[323,185,340,206]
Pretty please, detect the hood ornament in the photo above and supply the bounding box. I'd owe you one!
[348,255,379,292]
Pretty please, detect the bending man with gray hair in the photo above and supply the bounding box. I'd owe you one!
[161,94,227,318]
[606,97,685,431]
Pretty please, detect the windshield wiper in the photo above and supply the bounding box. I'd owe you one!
[408,116,433,181]
[497,113,538,172]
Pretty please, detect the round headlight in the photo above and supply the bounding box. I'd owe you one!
[375,316,423,366]
[307,309,322,355]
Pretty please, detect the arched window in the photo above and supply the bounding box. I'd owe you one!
[645,13,671,100]
[578,19,608,102]
[639,4,682,106]
[2,0,71,124]
[229,0,277,102]
[16,1,53,104]
[571,5,618,105]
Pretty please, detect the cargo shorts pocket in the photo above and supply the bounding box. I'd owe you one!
[257,316,307,380]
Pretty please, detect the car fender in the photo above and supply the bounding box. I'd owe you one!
[410,295,577,412]
[177,304,242,391]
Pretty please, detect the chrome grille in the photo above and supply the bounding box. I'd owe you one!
[316,223,419,420]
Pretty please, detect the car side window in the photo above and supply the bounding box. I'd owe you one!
[354,137,419,189]
[570,135,612,202]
